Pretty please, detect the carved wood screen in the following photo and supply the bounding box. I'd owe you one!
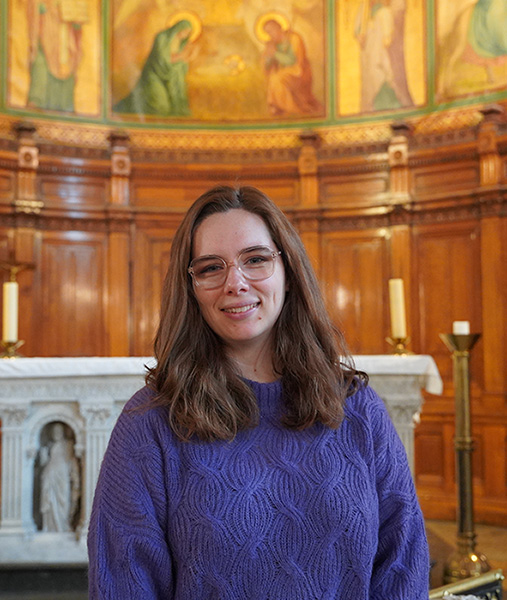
[0,108,506,525]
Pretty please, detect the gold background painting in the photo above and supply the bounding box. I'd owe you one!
[435,0,507,102]
[110,0,327,121]
[7,0,101,116]
[337,0,426,116]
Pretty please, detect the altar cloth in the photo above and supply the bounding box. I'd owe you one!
[0,354,442,395]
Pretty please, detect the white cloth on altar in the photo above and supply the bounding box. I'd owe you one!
[352,354,443,395]
[0,354,442,395]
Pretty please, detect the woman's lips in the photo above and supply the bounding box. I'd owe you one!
[221,302,260,314]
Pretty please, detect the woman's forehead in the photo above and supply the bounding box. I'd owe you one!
[192,209,273,257]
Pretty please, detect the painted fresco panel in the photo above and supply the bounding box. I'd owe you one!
[337,0,426,116]
[435,0,507,102]
[110,0,327,122]
[7,0,101,116]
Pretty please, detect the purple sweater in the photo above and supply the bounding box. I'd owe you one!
[88,380,429,599]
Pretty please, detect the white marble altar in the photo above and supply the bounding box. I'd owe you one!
[0,355,441,565]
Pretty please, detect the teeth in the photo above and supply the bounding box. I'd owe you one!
[223,303,257,314]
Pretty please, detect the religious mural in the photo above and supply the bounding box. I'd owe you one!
[7,0,101,115]
[336,0,426,116]
[2,0,507,124]
[110,0,327,121]
[435,0,507,101]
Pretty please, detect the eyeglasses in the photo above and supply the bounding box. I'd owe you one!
[188,246,282,290]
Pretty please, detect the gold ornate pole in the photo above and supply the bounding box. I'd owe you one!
[439,331,490,583]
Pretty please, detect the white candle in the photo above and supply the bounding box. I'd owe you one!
[388,278,407,339]
[453,320,470,335]
[2,281,19,342]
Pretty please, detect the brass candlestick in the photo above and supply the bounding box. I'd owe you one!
[439,332,490,583]
[385,336,413,355]
[1,261,33,359]
[0,339,25,359]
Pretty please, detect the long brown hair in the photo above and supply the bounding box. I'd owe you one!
[146,185,366,441]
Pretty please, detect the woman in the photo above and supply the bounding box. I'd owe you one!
[88,185,429,599]
[113,19,196,117]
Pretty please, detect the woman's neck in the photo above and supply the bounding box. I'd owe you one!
[227,338,277,383]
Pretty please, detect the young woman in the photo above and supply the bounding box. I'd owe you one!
[88,185,429,599]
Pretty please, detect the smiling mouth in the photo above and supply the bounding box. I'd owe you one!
[222,302,259,314]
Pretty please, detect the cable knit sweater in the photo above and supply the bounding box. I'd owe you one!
[88,380,429,599]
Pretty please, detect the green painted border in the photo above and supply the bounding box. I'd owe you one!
[327,0,336,122]
[1,0,7,110]
[1,0,507,132]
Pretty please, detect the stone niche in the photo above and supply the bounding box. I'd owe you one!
[0,357,150,565]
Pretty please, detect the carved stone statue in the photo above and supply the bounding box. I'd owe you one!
[39,422,80,532]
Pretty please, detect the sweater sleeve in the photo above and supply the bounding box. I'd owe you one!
[365,387,430,599]
[87,394,173,599]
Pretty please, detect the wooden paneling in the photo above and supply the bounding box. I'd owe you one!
[245,179,299,209]
[412,220,483,387]
[39,175,108,208]
[132,222,178,356]
[415,418,456,520]
[106,231,130,356]
[0,227,12,260]
[131,181,206,210]
[413,162,480,197]
[0,116,506,524]
[321,229,389,354]
[321,172,389,209]
[33,231,109,356]
[0,170,14,202]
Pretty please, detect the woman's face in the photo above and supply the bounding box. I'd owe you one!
[191,209,287,356]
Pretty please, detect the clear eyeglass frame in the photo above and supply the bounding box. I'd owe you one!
[188,246,282,290]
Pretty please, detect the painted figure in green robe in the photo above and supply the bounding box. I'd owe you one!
[27,0,87,112]
[114,19,197,117]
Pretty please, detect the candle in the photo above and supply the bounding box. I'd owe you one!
[388,278,407,339]
[2,281,19,342]
[453,320,470,335]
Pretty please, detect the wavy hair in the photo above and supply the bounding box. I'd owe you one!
[146,185,366,440]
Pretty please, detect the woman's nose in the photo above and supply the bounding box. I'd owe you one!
[224,264,249,293]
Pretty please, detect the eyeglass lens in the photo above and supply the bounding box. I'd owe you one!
[191,247,278,287]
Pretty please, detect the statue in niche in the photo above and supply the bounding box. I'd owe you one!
[38,422,80,532]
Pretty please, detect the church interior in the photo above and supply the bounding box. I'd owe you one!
[1,0,507,597]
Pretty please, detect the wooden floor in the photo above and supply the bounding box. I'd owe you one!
[1,519,506,598]
[427,519,507,593]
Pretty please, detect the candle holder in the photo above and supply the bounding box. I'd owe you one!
[0,339,24,359]
[439,332,490,583]
[0,261,34,280]
[1,260,34,354]
[385,336,413,355]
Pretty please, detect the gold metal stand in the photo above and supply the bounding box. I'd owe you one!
[0,340,24,359]
[439,332,491,583]
[385,336,413,355]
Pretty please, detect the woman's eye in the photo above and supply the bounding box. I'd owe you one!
[198,263,223,275]
[244,255,269,266]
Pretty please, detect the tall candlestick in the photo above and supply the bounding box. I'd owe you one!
[2,281,19,342]
[388,278,407,339]
[440,331,490,583]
